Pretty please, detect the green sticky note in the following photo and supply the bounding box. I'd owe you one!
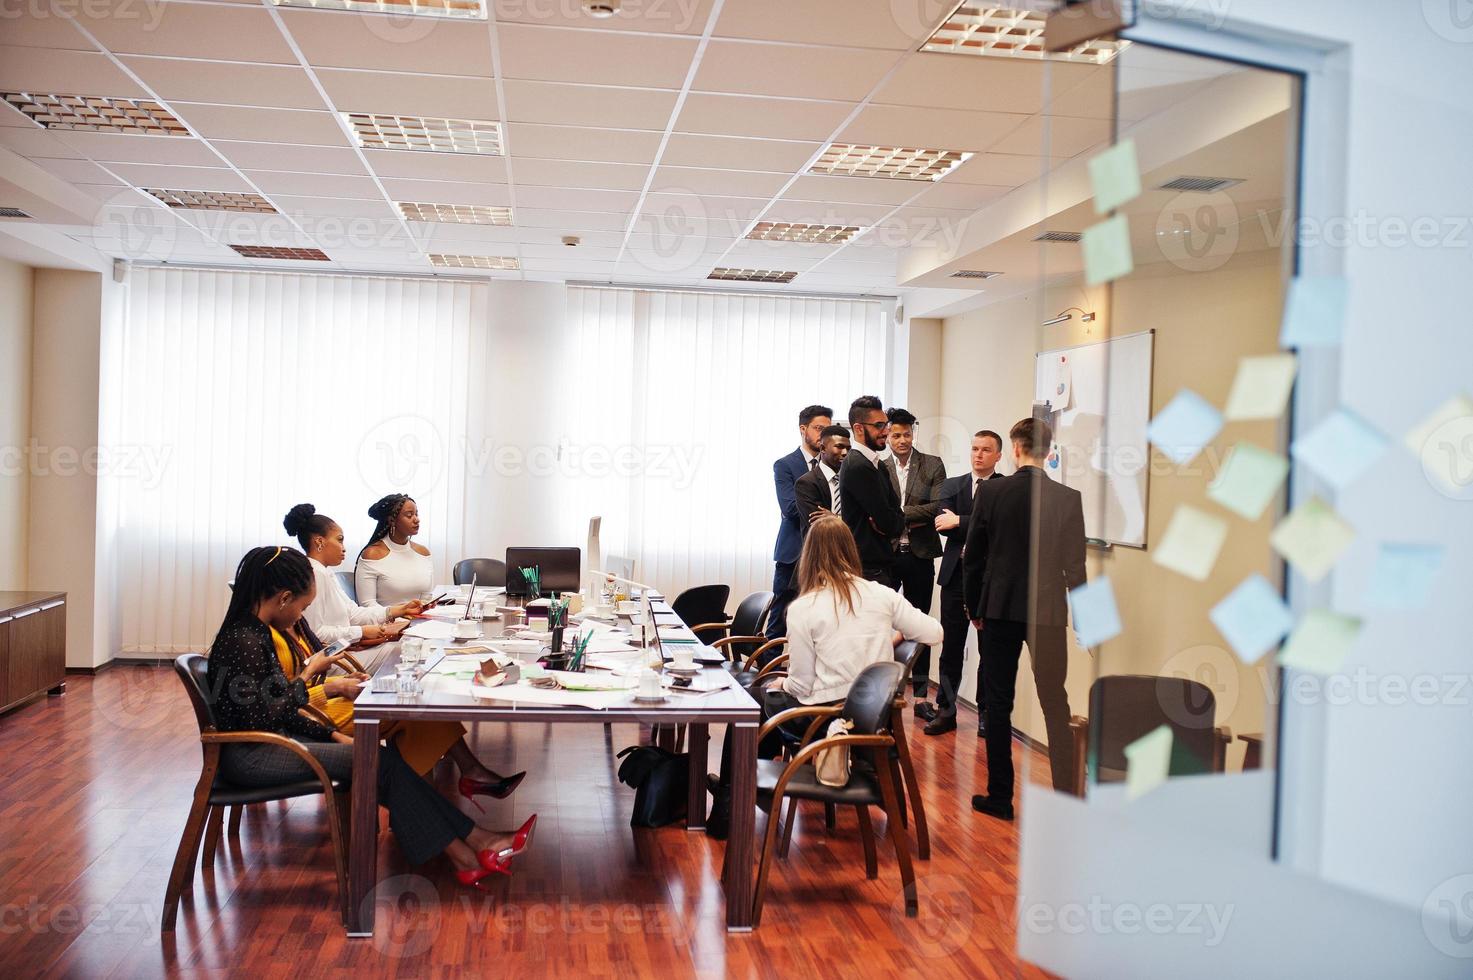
[1278,609,1362,675]
[1124,724,1173,800]
[1224,353,1298,421]
[1082,213,1134,286]
[1089,138,1142,214]
[1270,497,1355,582]
[1152,504,1229,581]
[1207,443,1290,520]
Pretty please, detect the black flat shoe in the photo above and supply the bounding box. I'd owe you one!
[923,714,957,736]
[971,795,1014,821]
[913,701,938,722]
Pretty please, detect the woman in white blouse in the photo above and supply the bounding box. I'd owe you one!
[355,493,435,607]
[283,504,422,648]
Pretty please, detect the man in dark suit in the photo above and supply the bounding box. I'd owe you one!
[767,404,833,639]
[923,429,1005,736]
[881,408,948,706]
[964,418,1087,820]
[839,395,905,587]
[795,425,850,533]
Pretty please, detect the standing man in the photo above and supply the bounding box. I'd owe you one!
[964,418,1086,820]
[924,430,1004,736]
[882,408,948,710]
[768,404,833,639]
[839,396,906,587]
[795,425,850,533]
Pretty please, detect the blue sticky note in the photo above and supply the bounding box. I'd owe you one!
[1291,409,1389,491]
[1366,543,1444,610]
[1068,577,1123,648]
[1148,389,1224,465]
[1210,574,1293,664]
[1280,275,1348,348]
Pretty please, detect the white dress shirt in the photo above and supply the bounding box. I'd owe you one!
[304,556,386,645]
[782,576,944,704]
[850,438,879,466]
[818,460,841,516]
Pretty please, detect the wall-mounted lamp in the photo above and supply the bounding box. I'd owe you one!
[1042,307,1097,326]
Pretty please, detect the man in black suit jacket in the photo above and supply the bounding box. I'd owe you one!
[881,408,948,705]
[795,426,850,533]
[964,418,1087,820]
[839,396,905,587]
[922,429,1005,736]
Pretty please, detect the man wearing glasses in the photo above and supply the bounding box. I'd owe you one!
[839,395,906,588]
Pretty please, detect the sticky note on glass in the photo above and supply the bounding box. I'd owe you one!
[1290,409,1388,492]
[1088,139,1142,214]
[1280,275,1348,348]
[1148,389,1223,465]
[1403,393,1473,500]
[1270,497,1354,582]
[1124,725,1173,800]
[1153,505,1229,581]
[1081,214,1133,286]
[1207,443,1290,520]
[1210,574,1292,663]
[1224,353,1298,421]
[1366,543,1444,610]
[1278,609,1362,675]
[1068,576,1122,648]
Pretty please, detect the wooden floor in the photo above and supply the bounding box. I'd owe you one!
[0,668,1057,979]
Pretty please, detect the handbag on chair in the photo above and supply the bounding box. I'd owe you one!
[814,717,855,786]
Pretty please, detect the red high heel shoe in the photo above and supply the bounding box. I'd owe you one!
[478,814,536,873]
[458,771,527,810]
[455,863,511,890]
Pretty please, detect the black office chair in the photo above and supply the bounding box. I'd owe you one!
[671,584,730,638]
[1069,674,1232,797]
[704,590,773,665]
[162,654,350,931]
[336,570,357,604]
[454,558,507,588]
[887,640,930,859]
[751,660,915,925]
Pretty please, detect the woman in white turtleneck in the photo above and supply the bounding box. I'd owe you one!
[283,504,422,648]
[355,493,435,608]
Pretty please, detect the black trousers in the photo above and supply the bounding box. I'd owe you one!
[766,560,797,640]
[861,563,897,589]
[979,618,1075,798]
[717,684,836,786]
[935,580,975,716]
[221,739,474,866]
[892,551,936,696]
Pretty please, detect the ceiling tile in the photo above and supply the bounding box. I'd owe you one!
[380,178,512,207]
[245,170,382,199]
[514,160,648,191]
[519,242,621,261]
[26,158,125,184]
[50,130,222,166]
[496,25,697,89]
[785,173,920,207]
[504,123,660,165]
[839,104,1026,151]
[272,195,397,219]
[490,0,715,33]
[989,114,1113,157]
[1,15,97,50]
[712,0,936,49]
[637,192,766,233]
[362,148,507,183]
[79,3,298,63]
[762,198,893,226]
[692,41,897,102]
[121,57,327,111]
[408,222,519,246]
[872,55,1098,115]
[515,186,640,213]
[659,133,819,173]
[109,162,253,192]
[315,69,498,120]
[675,93,854,141]
[213,141,368,175]
[171,105,349,146]
[502,80,676,130]
[652,167,789,198]
[906,181,1010,211]
[0,126,84,159]
[0,45,149,97]
[948,152,1058,187]
[513,208,631,231]
[278,9,495,75]
[70,183,152,204]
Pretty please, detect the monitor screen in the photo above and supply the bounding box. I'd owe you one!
[504,546,582,598]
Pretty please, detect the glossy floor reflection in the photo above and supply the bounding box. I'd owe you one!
[0,669,1055,978]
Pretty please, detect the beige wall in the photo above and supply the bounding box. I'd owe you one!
[938,253,1287,768]
[0,258,32,590]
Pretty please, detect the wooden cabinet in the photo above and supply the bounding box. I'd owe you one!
[0,592,66,715]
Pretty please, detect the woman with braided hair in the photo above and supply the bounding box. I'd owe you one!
[354,493,434,608]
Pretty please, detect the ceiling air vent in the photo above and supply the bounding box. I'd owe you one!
[1158,175,1245,194]
[950,269,1002,279]
[0,207,32,218]
[1033,231,1082,243]
[709,268,798,283]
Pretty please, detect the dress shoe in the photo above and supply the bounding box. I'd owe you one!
[922,714,957,736]
[977,720,987,738]
[971,795,1014,821]
[913,701,938,722]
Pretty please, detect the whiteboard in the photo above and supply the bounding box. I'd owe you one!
[1034,331,1154,548]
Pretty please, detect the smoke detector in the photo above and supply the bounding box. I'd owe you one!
[583,0,618,16]
[562,235,581,247]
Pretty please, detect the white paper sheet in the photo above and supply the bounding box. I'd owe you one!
[403,619,458,640]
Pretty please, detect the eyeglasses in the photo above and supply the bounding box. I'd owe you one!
[858,418,890,431]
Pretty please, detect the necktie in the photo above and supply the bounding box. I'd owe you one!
[809,457,818,471]
[831,476,841,517]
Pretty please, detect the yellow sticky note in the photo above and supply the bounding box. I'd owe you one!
[1404,393,1473,500]
[1153,504,1229,581]
[1082,213,1134,286]
[1207,443,1290,521]
[1089,138,1142,214]
[1270,497,1355,582]
[1124,725,1173,800]
[1224,353,1298,421]
[1278,609,1362,675]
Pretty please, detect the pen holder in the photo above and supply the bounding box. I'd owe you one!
[550,624,565,653]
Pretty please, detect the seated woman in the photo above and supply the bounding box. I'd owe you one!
[355,493,434,608]
[285,502,420,650]
[206,546,534,889]
[279,504,524,801]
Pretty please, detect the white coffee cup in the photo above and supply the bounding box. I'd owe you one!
[454,619,481,640]
[670,648,695,670]
[638,668,662,699]
[618,599,640,616]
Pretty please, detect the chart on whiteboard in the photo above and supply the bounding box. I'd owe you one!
[1034,332,1153,548]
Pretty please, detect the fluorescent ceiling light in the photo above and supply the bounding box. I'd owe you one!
[270,0,486,18]
[2,92,189,136]
[708,268,798,283]
[923,4,1129,64]
[230,244,330,260]
[429,253,519,270]
[343,113,504,155]
[746,222,863,244]
[809,144,971,182]
[145,189,277,213]
[398,202,512,225]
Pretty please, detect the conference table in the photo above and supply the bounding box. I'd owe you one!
[345,597,763,936]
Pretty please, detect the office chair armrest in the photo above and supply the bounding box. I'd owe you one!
[710,634,765,659]
[772,733,895,789]
[199,731,337,792]
[298,704,338,732]
[337,652,367,674]
[689,621,731,638]
[758,704,842,742]
[754,653,790,681]
[1069,716,1089,797]
[741,637,787,672]
[1213,725,1233,772]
